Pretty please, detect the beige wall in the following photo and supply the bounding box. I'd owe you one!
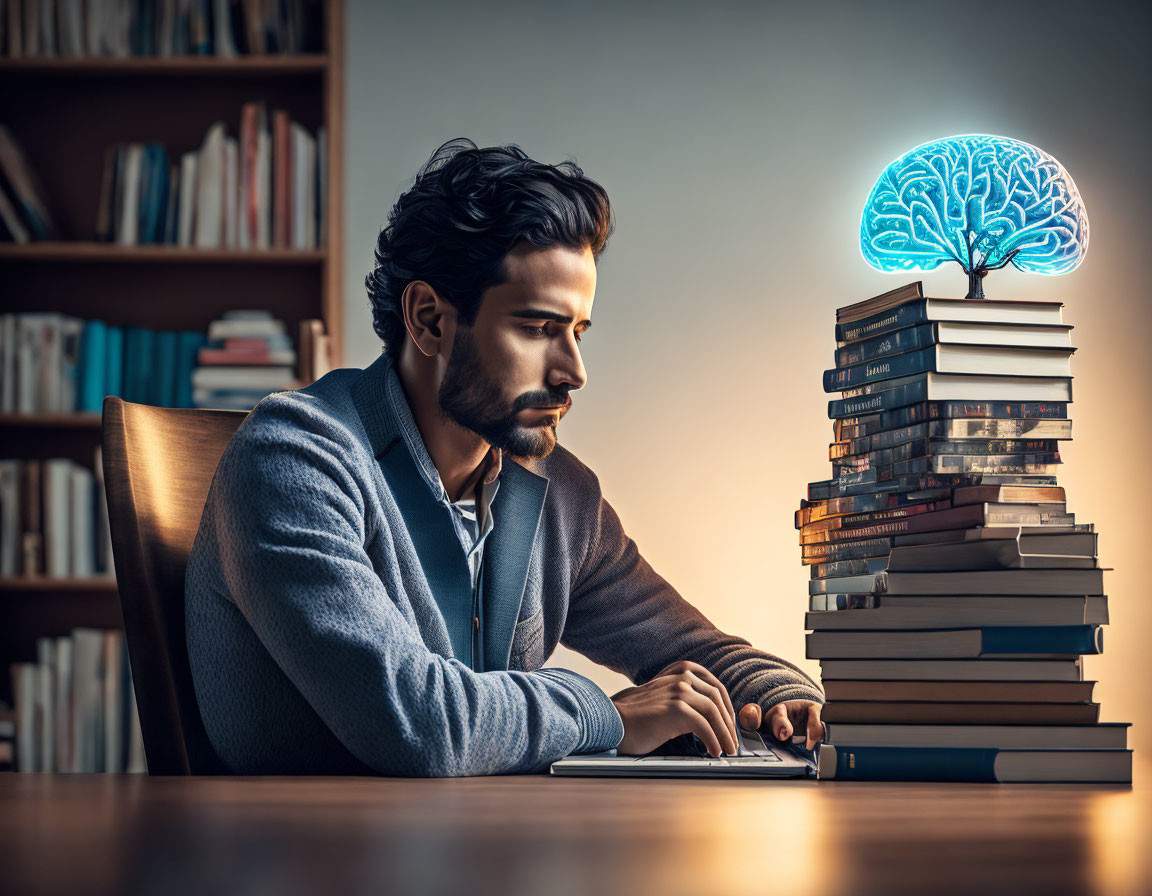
[346,0,1152,748]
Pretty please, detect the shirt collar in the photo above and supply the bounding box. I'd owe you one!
[383,359,503,505]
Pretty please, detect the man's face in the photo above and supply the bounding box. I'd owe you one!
[438,243,595,458]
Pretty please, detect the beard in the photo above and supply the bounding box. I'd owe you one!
[438,325,571,459]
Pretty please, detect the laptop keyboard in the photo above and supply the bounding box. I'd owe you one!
[644,731,783,763]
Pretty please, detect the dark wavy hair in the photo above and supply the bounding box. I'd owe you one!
[364,138,615,355]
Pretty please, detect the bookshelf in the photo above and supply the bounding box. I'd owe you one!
[0,1,346,761]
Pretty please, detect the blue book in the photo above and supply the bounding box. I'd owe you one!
[104,326,124,400]
[77,319,108,413]
[818,744,1131,783]
[154,331,178,407]
[122,327,155,404]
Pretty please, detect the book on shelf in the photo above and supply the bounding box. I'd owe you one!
[192,309,300,409]
[0,125,59,241]
[9,629,146,773]
[93,105,326,250]
[0,311,209,412]
[799,284,1128,782]
[0,452,114,579]
[0,0,324,59]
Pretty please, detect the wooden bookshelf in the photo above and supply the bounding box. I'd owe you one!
[0,1,345,724]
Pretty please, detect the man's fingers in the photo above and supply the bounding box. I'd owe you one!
[660,661,737,746]
[677,687,738,756]
[738,702,761,731]
[766,703,794,742]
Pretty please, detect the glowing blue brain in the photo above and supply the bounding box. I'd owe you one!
[860,134,1089,278]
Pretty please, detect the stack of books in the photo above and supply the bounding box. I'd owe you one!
[94,102,327,250]
[801,282,1131,783]
[0,450,114,579]
[192,310,298,409]
[0,312,206,412]
[9,629,146,773]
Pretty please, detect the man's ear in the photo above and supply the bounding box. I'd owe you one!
[401,281,455,358]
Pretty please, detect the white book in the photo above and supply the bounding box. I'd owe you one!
[0,314,16,410]
[846,372,1073,404]
[316,125,327,247]
[15,313,41,413]
[58,315,83,412]
[11,662,37,772]
[116,143,144,246]
[102,631,123,773]
[42,458,72,578]
[177,151,198,247]
[195,122,226,249]
[192,366,296,390]
[930,321,1074,348]
[70,628,105,773]
[54,636,73,774]
[289,123,316,249]
[206,317,286,340]
[0,460,19,576]
[223,135,238,248]
[69,464,95,578]
[36,637,54,772]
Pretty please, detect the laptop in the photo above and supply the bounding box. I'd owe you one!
[550,729,818,778]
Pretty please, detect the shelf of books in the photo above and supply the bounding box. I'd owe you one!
[802,282,1132,784]
[0,0,345,772]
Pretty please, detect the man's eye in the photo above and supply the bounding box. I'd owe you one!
[523,324,547,337]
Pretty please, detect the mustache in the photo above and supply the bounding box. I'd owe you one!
[513,388,572,411]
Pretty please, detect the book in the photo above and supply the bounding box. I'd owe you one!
[191,365,296,390]
[886,538,1097,572]
[805,625,1104,659]
[824,343,1075,392]
[801,503,1072,544]
[818,658,1083,682]
[828,373,1073,418]
[821,679,1095,702]
[835,283,1064,341]
[821,722,1128,750]
[835,320,1074,367]
[817,745,1131,783]
[805,596,1108,628]
[835,401,1070,439]
[883,568,1105,596]
[820,701,1100,725]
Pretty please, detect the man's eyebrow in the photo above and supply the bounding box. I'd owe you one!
[508,309,591,327]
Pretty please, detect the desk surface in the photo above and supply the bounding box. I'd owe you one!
[2,762,1149,896]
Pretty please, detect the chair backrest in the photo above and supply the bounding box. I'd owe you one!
[101,397,248,774]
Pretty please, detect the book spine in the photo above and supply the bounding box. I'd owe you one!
[835,323,937,368]
[835,302,928,343]
[828,379,928,418]
[819,745,1000,782]
[824,346,936,392]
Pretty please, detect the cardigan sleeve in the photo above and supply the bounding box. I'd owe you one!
[560,473,825,717]
[197,400,623,776]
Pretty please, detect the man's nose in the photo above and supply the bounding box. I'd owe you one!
[548,336,587,392]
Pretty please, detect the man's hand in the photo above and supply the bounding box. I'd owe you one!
[610,660,740,758]
[738,700,824,750]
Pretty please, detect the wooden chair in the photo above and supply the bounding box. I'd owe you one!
[101,397,248,775]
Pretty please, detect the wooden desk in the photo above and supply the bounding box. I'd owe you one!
[2,762,1148,896]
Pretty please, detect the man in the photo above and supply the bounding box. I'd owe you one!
[185,138,824,776]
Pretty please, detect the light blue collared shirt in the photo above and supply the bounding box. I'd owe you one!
[382,363,501,591]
